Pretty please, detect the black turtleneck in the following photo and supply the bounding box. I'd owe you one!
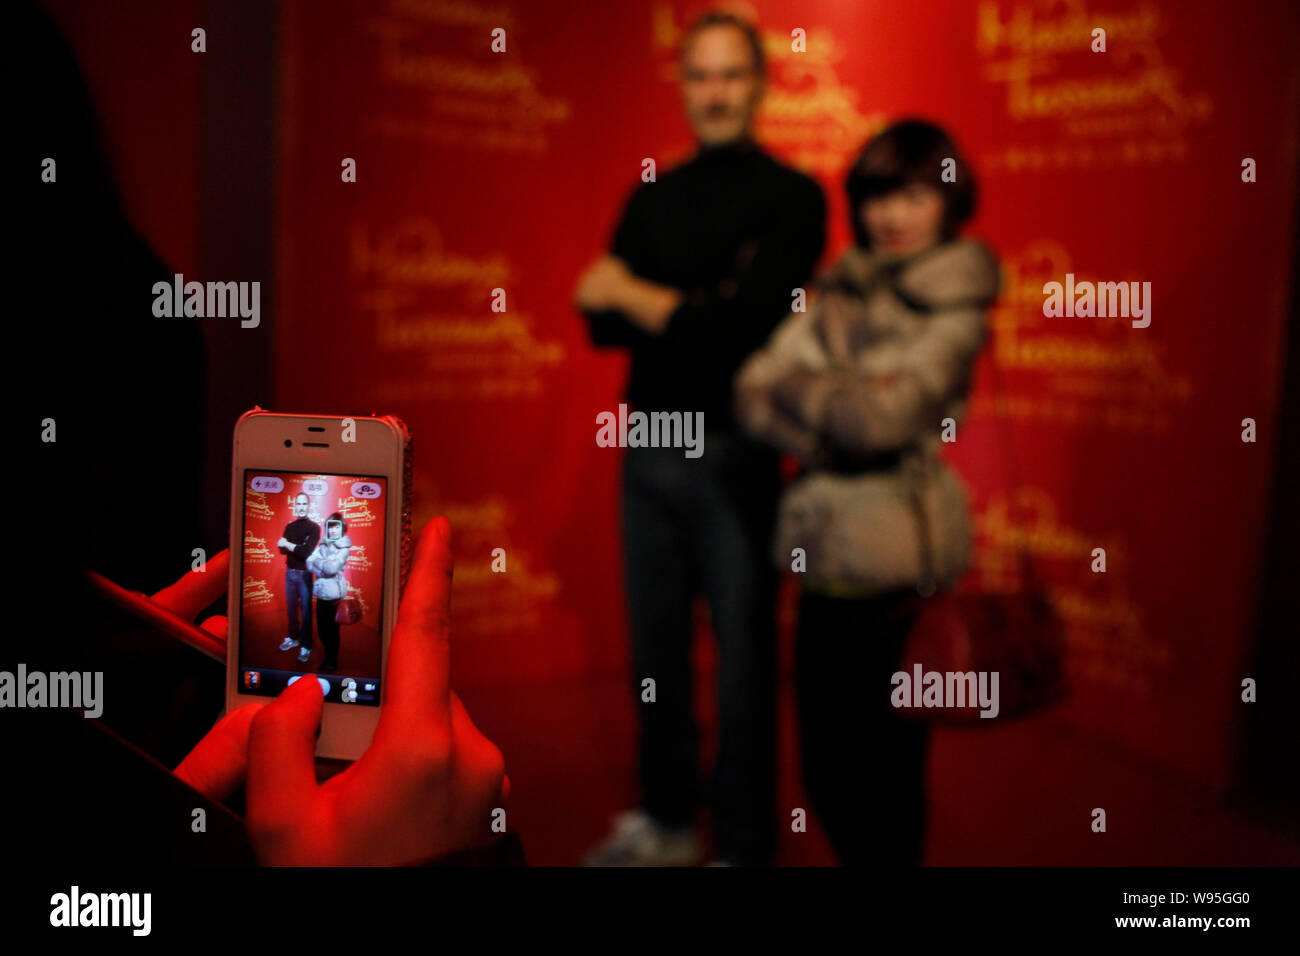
[584,139,826,431]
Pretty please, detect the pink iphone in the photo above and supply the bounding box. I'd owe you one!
[225,409,412,759]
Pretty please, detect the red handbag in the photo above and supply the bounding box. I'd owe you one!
[897,355,1067,724]
[898,560,1066,723]
[334,596,362,625]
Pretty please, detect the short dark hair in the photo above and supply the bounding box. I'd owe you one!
[327,511,348,535]
[845,119,977,248]
[679,10,765,77]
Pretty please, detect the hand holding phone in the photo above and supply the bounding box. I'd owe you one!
[228,410,412,758]
[243,517,507,864]
[177,518,508,864]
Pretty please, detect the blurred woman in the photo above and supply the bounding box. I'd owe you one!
[735,120,999,865]
[308,512,353,673]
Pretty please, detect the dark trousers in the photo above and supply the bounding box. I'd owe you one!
[622,432,780,865]
[285,568,313,649]
[317,598,340,669]
[796,589,930,866]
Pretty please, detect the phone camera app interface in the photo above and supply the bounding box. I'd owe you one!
[239,471,386,704]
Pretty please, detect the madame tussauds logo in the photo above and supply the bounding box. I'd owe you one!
[0,664,102,718]
[1042,273,1151,328]
[50,886,151,936]
[596,404,705,459]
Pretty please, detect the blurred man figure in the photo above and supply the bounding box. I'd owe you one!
[278,492,320,664]
[575,11,825,866]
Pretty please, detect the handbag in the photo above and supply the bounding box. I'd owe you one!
[334,594,362,625]
[897,350,1067,724]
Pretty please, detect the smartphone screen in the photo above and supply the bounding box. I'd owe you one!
[238,470,387,705]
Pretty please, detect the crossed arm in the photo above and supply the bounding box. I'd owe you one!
[735,299,987,461]
[575,178,827,372]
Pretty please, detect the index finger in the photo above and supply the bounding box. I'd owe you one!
[381,517,454,731]
[150,549,230,620]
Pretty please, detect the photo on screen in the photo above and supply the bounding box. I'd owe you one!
[238,470,387,704]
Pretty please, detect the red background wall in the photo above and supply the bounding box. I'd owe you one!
[43,0,1300,864]
[274,0,1299,798]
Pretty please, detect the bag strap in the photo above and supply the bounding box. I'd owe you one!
[908,460,939,597]
[868,256,1036,595]
[984,327,1040,590]
[907,317,1039,596]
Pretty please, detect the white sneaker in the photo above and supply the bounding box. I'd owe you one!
[582,809,701,866]
[297,646,312,663]
[279,637,299,651]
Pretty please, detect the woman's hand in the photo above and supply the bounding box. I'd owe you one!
[172,517,508,865]
[243,517,507,865]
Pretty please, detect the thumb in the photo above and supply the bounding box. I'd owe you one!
[246,676,324,836]
[174,702,263,802]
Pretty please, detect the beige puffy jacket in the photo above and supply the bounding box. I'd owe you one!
[735,238,1000,595]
